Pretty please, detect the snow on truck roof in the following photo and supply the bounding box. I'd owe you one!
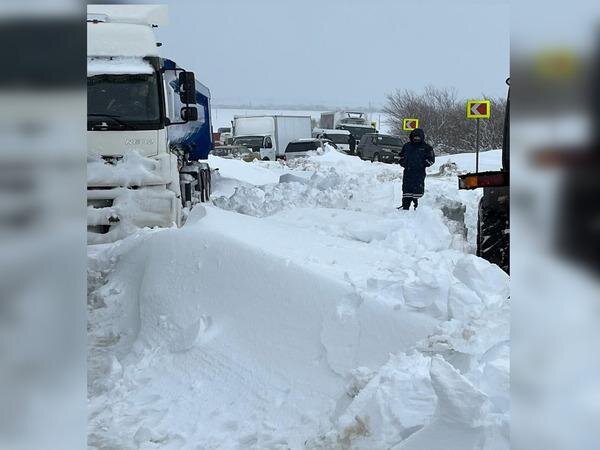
[88,21,160,58]
[87,5,168,27]
[87,57,153,76]
[321,111,365,115]
[87,5,167,58]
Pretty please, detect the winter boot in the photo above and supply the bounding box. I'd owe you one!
[400,197,412,210]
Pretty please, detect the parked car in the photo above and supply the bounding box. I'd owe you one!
[335,123,378,145]
[284,138,337,159]
[357,133,404,163]
[312,128,352,153]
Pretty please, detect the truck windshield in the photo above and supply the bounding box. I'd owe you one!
[339,117,367,125]
[87,73,161,130]
[232,136,264,148]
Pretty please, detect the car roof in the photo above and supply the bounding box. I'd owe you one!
[291,138,321,143]
[313,128,350,135]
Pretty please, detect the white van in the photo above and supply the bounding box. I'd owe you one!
[232,115,312,161]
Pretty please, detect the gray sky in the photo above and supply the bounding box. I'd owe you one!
[155,0,509,108]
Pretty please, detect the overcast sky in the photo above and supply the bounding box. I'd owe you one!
[153,0,509,108]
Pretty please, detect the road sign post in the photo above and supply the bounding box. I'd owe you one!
[466,100,491,173]
[476,118,480,172]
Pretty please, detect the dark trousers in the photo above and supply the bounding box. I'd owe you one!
[401,197,418,210]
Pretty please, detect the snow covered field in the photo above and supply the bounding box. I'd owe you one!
[88,149,509,449]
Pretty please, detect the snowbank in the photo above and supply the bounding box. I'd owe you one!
[310,262,510,449]
[431,149,503,174]
[88,148,509,449]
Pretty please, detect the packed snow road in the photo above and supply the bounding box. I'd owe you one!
[88,149,509,449]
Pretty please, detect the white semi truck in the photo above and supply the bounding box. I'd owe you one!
[319,111,378,144]
[231,115,312,161]
[87,5,212,243]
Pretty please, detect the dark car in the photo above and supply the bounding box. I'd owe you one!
[335,123,378,144]
[357,133,404,163]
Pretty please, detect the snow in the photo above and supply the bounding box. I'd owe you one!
[87,151,173,187]
[432,149,503,174]
[87,57,154,76]
[87,152,180,244]
[88,148,508,449]
[88,4,169,27]
[87,21,161,58]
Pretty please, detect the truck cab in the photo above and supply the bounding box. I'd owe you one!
[318,111,378,145]
[87,5,210,243]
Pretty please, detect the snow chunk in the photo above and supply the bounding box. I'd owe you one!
[87,151,172,187]
[394,357,502,450]
[334,352,437,448]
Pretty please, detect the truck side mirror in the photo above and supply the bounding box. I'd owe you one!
[264,139,272,149]
[181,106,198,122]
[179,71,196,104]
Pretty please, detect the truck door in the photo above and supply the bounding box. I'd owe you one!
[261,136,275,161]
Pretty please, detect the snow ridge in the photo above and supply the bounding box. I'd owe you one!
[88,149,508,449]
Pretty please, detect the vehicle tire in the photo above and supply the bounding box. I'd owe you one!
[206,168,212,196]
[199,168,210,202]
[477,186,509,273]
[262,157,270,161]
[372,153,380,163]
[199,170,206,202]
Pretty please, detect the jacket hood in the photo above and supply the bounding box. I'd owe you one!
[409,128,425,143]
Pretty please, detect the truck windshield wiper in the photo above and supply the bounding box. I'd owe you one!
[88,114,137,130]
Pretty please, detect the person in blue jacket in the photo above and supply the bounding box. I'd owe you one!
[398,128,435,210]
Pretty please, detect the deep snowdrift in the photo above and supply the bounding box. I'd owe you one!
[88,149,508,449]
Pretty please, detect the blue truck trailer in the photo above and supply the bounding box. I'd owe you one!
[164,59,213,206]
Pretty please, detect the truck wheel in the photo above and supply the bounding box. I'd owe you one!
[477,186,509,273]
[372,153,380,162]
[198,170,205,202]
[200,170,206,202]
[262,157,270,161]
[199,168,210,202]
[207,168,212,196]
